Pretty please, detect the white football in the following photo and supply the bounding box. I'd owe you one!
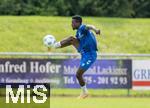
[43,35,56,47]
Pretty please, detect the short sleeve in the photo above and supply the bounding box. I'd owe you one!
[80,24,88,36]
[76,24,88,40]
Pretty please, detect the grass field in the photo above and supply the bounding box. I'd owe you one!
[50,97,150,108]
[51,88,150,97]
[50,88,150,108]
[0,16,150,53]
[1,96,150,108]
[0,88,150,108]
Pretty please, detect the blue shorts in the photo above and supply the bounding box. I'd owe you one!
[79,51,97,71]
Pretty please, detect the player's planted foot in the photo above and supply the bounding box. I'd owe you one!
[77,85,89,99]
[77,92,89,99]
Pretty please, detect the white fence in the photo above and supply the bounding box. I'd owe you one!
[0,52,150,59]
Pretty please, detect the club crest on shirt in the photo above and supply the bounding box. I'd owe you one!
[78,32,84,39]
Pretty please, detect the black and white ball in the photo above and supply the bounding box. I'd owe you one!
[43,35,56,47]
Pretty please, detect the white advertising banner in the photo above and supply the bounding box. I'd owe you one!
[132,60,150,90]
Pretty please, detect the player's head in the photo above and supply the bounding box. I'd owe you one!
[72,15,82,30]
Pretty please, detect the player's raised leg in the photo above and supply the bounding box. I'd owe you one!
[53,36,79,49]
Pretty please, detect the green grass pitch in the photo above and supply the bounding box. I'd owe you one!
[1,96,149,108]
[0,16,150,53]
[50,88,150,108]
[50,97,150,108]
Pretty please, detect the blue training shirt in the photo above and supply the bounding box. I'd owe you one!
[76,24,98,54]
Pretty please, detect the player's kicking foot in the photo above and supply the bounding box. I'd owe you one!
[77,92,89,99]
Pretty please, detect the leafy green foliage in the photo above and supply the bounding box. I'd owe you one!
[0,0,149,17]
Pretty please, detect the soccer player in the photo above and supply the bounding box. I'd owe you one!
[53,15,100,99]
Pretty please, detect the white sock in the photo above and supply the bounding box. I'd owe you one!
[81,85,88,94]
[53,41,61,48]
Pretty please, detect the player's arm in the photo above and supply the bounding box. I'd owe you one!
[85,25,100,35]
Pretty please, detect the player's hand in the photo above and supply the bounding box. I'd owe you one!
[95,29,100,35]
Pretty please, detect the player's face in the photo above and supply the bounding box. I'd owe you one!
[72,19,80,30]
